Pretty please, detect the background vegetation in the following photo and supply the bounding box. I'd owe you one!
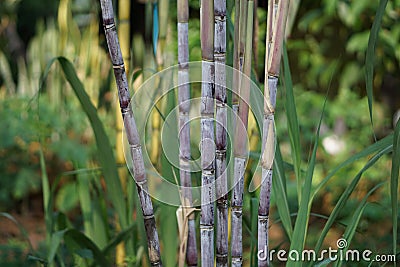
[0,0,399,266]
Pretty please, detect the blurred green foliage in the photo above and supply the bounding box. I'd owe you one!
[0,0,398,266]
[0,96,91,210]
[286,0,400,114]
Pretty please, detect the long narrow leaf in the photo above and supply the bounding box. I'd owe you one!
[0,212,34,252]
[39,148,52,249]
[334,183,385,267]
[288,125,320,267]
[250,197,259,266]
[47,229,69,263]
[64,229,109,267]
[288,96,327,266]
[312,134,393,200]
[40,57,128,230]
[272,142,293,239]
[391,119,400,259]
[365,0,388,131]
[282,43,301,202]
[311,145,393,266]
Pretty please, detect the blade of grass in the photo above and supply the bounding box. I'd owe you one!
[365,0,388,135]
[288,108,322,267]
[312,134,393,200]
[282,43,301,203]
[310,145,393,266]
[334,182,385,267]
[47,229,69,263]
[91,191,109,249]
[63,229,109,267]
[39,147,52,251]
[250,197,259,266]
[391,119,400,261]
[102,223,136,256]
[77,173,94,240]
[0,212,34,253]
[272,142,293,239]
[40,57,129,229]
[160,91,179,267]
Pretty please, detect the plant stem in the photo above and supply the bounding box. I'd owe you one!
[231,1,253,265]
[214,0,228,265]
[99,1,162,266]
[258,1,288,266]
[200,0,215,265]
[232,0,247,117]
[178,0,198,265]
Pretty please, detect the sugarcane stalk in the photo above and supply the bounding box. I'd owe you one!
[214,0,228,265]
[232,0,248,117]
[230,1,253,266]
[258,1,289,266]
[230,3,244,248]
[252,0,259,75]
[99,1,162,266]
[150,0,170,168]
[178,0,198,265]
[116,0,131,264]
[200,0,215,265]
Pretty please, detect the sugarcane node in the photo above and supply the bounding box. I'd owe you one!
[258,215,269,222]
[143,214,155,220]
[103,18,115,28]
[112,63,125,69]
[200,225,214,230]
[136,179,147,187]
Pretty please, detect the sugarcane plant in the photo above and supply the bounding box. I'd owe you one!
[200,0,215,265]
[258,0,289,266]
[98,1,163,266]
[177,0,198,265]
[230,0,254,265]
[214,0,228,265]
[231,0,248,118]
[151,0,170,168]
